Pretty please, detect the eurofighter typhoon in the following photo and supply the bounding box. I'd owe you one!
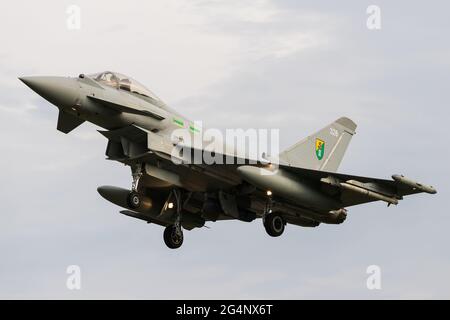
[20,71,437,249]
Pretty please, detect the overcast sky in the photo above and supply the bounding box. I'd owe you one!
[0,0,449,299]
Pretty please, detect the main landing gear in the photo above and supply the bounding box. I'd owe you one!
[163,225,184,249]
[263,213,285,237]
[163,188,184,249]
[126,163,185,249]
[262,193,285,237]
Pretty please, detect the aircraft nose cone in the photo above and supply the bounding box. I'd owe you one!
[19,76,79,108]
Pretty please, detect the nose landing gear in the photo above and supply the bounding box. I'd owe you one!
[127,191,141,209]
[127,164,143,209]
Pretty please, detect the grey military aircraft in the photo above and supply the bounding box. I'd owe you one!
[20,71,437,249]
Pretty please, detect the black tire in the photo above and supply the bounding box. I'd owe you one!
[263,213,285,237]
[127,191,141,209]
[163,225,184,249]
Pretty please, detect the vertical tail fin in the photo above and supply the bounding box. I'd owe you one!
[278,117,357,172]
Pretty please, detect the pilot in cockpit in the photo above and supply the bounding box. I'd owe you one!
[95,71,120,88]
[90,71,161,103]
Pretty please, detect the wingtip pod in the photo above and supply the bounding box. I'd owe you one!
[392,174,437,194]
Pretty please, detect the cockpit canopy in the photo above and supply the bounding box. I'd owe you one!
[88,71,161,101]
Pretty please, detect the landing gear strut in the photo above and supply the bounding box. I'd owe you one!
[163,188,185,249]
[127,164,143,209]
[262,193,285,237]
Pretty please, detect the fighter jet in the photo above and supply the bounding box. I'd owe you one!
[19,71,437,249]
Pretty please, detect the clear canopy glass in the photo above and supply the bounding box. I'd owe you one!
[89,71,160,101]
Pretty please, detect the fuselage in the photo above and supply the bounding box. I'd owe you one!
[20,71,195,141]
[19,71,348,222]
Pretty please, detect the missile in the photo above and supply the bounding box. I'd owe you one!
[392,174,437,194]
[236,165,341,210]
[339,182,399,205]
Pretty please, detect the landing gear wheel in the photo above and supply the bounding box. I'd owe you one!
[127,191,141,209]
[264,213,285,237]
[163,225,184,249]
